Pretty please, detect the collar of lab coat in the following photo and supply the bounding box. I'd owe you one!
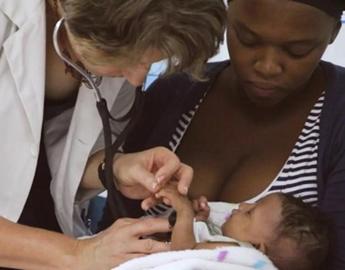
[1,0,46,144]
[0,0,44,27]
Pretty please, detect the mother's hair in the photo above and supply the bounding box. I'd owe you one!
[59,0,227,80]
[228,0,344,20]
[293,0,344,19]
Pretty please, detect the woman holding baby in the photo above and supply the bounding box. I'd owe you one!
[121,1,345,269]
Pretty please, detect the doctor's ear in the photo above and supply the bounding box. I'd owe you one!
[329,21,341,44]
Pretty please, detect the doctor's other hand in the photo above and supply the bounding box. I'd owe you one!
[75,217,170,270]
[113,147,193,201]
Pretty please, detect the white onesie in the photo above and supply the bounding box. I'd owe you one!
[193,202,253,248]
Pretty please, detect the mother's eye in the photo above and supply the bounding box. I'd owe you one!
[285,45,315,58]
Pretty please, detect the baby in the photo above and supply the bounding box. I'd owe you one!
[155,184,329,270]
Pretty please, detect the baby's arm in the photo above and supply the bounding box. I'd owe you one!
[194,241,239,250]
[155,184,196,250]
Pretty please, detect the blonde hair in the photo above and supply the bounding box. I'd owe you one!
[60,0,227,80]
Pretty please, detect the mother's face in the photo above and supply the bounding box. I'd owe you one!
[227,0,340,106]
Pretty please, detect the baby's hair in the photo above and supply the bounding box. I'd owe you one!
[267,193,329,270]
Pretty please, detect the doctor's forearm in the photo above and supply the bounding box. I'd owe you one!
[0,217,80,270]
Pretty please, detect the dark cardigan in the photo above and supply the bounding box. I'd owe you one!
[124,61,345,269]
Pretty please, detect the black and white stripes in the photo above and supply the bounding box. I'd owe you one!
[147,92,324,216]
[264,93,324,206]
[169,107,200,152]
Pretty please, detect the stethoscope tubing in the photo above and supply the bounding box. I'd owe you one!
[52,17,147,220]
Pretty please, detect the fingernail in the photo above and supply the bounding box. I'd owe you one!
[156,175,165,183]
[182,186,188,195]
[201,202,206,208]
[141,201,149,210]
[152,182,158,190]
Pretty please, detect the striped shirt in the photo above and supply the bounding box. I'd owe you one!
[147,92,324,216]
[248,93,325,206]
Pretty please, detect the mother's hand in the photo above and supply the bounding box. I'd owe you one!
[113,147,193,205]
[75,217,171,270]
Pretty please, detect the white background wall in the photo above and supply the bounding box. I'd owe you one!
[322,20,345,66]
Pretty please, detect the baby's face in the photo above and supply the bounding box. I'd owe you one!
[222,193,282,245]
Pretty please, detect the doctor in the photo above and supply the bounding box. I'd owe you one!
[0,0,226,269]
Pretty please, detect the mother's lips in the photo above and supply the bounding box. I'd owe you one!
[247,81,280,90]
[243,81,281,98]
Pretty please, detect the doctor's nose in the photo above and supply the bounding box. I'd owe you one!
[122,65,151,87]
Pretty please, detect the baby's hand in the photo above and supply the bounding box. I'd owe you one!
[193,196,210,221]
[155,183,193,214]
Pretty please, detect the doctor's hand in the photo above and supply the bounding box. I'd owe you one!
[113,146,193,207]
[75,217,171,270]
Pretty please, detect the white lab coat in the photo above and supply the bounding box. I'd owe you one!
[0,0,134,236]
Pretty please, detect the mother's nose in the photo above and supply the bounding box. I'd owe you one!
[254,47,283,79]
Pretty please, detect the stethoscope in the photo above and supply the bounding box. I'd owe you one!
[53,18,146,221]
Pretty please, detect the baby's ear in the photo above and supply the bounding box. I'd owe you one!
[253,242,267,254]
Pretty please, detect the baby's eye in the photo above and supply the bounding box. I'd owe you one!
[247,206,256,216]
